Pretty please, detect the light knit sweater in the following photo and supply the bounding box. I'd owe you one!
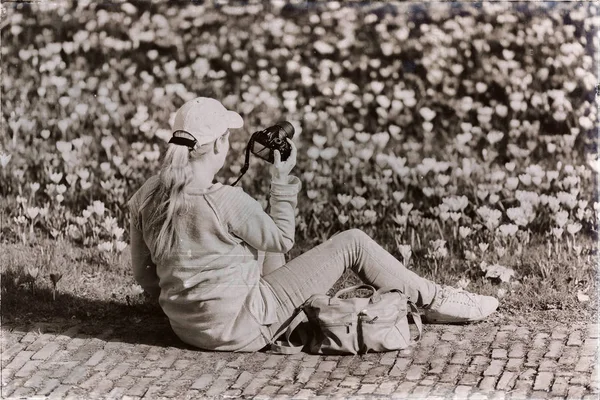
[128,175,302,352]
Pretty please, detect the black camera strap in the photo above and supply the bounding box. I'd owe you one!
[231,136,254,186]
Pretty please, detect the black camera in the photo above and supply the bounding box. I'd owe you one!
[231,121,296,186]
[231,121,294,186]
[250,121,295,163]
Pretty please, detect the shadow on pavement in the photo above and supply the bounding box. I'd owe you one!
[1,270,193,350]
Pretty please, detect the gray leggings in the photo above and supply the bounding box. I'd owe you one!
[260,229,438,337]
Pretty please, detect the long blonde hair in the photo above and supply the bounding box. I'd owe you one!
[142,133,216,263]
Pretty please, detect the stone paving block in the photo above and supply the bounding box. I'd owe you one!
[569,372,592,387]
[379,351,397,366]
[412,347,434,365]
[157,369,183,385]
[15,359,42,378]
[441,332,458,341]
[263,354,285,369]
[79,370,104,389]
[420,376,438,386]
[48,384,71,399]
[588,323,599,338]
[492,349,508,359]
[257,368,276,379]
[428,358,447,375]
[5,350,34,371]
[450,350,470,365]
[242,377,270,397]
[22,368,49,389]
[231,370,254,389]
[277,383,303,395]
[127,377,154,397]
[550,327,568,340]
[356,383,377,395]
[317,360,337,372]
[1,343,24,366]
[539,358,557,371]
[558,346,579,366]
[567,330,583,346]
[352,360,372,376]
[387,381,415,398]
[472,355,490,365]
[544,340,564,359]
[12,385,36,398]
[429,382,454,397]
[581,338,598,357]
[479,376,497,391]
[495,371,515,390]
[533,371,554,392]
[505,358,523,372]
[458,373,480,386]
[439,364,463,383]
[304,371,329,390]
[329,367,349,381]
[293,388,316,399]
[105,386,127,400]
[157,352,179,369]
[317,379,344,396]
[91,378,114,396]
[172,359,192,370]
[301,355,320,368]
[530,390,549,399]
[191,373,213,390]
[405,364,425,381]
[524,350,544,367]
[127,368,146,378]
[567,385,587,399]
[114,375,137,390]
[160,380,192,398]
[373,380,396,395]
[389,357,411,377]
[508,342,525,358]
[483,359,505,376]
[550,375,569,397]
[411,384,431,398]
[206,378,235,397]
[84,349,106,367]
[107,362,132,380]
[36,377,60,396]
[493,331,510,348]
[66,335,89,351]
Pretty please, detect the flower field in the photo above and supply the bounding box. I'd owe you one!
[1,1,598,317]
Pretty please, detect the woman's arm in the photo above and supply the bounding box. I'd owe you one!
[220,175,302,253]
[130,219,160,300]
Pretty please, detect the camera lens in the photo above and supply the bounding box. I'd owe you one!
[276,121,295,139]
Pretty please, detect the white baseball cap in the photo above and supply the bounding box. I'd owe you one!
[171,97,244,146]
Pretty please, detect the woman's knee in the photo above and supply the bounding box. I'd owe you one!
[332,228,371,244]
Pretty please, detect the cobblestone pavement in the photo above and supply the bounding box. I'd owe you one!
[1,318,598,400]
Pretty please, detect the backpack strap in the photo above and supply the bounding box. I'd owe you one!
[408,302,423,342]
[268,309,308,354]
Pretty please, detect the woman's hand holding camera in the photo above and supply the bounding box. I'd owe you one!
[270,138,297,184]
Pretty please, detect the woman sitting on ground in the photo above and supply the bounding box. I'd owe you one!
[128,97,499,352]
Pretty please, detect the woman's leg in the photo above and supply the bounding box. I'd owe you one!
[263,229,498,335]
[258,251,286,276]
[262,229,439,333]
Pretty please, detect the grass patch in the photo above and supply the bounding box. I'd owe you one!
[2,234,597,328]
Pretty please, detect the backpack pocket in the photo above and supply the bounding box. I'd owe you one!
[359,315,411,352]
[310,320,360,355]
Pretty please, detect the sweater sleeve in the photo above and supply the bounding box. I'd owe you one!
[127,186,160,299]
[217,176,302,253]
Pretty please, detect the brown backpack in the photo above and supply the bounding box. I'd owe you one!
[270,284,422,355]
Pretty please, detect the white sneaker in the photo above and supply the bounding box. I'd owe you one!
[422,286,499,324]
